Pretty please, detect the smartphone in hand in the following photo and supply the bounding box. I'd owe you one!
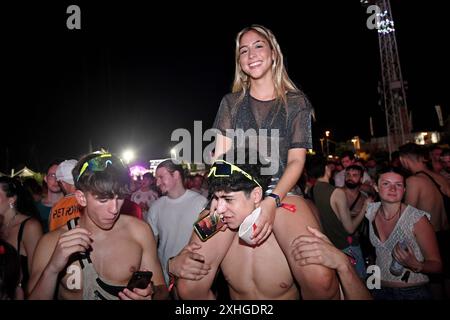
[193,210,221,241]
[127,271,153,290]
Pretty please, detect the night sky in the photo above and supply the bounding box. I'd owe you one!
[2,1,448,173]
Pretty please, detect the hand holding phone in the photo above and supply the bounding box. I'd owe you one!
[193,210,221,241]
[127,271,153,290]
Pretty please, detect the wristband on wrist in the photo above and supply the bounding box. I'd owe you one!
[266,193,282,207]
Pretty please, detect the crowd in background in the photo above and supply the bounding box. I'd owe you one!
[1,142,449,300]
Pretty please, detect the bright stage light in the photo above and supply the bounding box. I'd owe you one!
[122,149,135,164]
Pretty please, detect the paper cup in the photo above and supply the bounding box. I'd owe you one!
[238,207,261,245]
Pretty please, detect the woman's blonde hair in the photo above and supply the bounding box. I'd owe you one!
[232,25,299,105]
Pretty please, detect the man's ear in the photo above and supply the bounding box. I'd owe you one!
[75,190,87,207]
[251,186,263,204]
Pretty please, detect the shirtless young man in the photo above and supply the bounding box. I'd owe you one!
[175,153,339,300]
[342,165,369,216]
[399,143,450,298]
[28,152,168,300]
[399,143,449,232]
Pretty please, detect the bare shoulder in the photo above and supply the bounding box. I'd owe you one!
[22,217,43,233]
[330,188,346,203]
[36,227,64,251]
[429,171,450,193]
[406,175,425,186]
[120,214,149,228]
[332,187,346,197]
[119,214,153,239]
[413,214,434,235]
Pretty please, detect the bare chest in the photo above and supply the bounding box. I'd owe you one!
[221,235,295,299]
[58,236,142,299]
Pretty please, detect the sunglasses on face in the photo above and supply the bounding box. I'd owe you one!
[207,160,262,188]
[76,153,122,182]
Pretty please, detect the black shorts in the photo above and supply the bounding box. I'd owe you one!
[429,230,450,282]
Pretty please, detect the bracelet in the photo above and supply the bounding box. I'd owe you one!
[266,193,282,208]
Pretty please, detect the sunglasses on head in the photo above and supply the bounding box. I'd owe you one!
[207,160,262,188]
[76,153,121,182]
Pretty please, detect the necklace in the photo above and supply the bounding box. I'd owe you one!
[379,203,402,221]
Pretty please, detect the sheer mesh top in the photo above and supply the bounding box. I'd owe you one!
[212,91,313,179]
[366,202,430,284]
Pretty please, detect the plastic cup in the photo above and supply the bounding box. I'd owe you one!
[238,207,261,245]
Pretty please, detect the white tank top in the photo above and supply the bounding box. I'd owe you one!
[366,202,430,284]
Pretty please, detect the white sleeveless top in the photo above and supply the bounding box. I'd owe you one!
[366,202,430,284]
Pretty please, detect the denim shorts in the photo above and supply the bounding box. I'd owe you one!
[342,245,366,279]
[371,284,432,300]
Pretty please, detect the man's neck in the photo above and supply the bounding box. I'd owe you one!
[409,162,427,174]
[343,186,360,197]
[140,186,150,192]
[78,212,112,238]
[167,184,186,199]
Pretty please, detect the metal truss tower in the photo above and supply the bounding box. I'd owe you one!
[362,0,411,156]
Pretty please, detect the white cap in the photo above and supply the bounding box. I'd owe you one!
[55,159,78,185]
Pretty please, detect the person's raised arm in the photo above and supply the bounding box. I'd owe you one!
[176,215,235,300]
[28,227,92,299]
[253,148,306,244]
[394,216,442,274]
[213,133,233,162]
[168,242,211,281]
[22,219,43,287]
[331,189,369,234]
[292,226,372,300]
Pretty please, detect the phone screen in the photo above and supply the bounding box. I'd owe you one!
[193,211,220,241]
